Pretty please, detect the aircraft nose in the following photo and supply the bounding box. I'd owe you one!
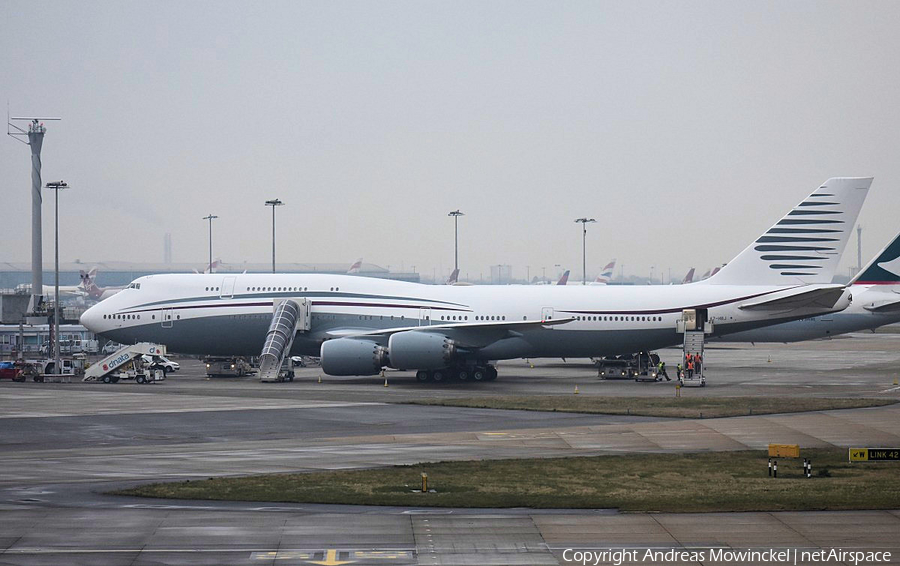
[80,304,103,332]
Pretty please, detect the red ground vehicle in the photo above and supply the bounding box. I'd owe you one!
[0,361,26,382]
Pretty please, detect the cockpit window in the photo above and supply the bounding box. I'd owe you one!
[127,283,142,290]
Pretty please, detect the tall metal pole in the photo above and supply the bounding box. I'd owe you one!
[271,205,275,272]
[265,199,283,273]
[202,214,218,273]
[857,225,863,274]
[574,218,596,285]
[31,124,45,313]
[448,210,464,272]
[46,181,67,375]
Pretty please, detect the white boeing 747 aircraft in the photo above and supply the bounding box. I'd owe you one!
[81,177,871,381]
[717,229,900,343]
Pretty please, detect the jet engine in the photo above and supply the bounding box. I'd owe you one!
[388,331,456,370]
[320,338,388,376]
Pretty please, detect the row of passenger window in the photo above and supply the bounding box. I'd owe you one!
[202,286,343,293]
[576,315,663,322]
[104,313,180,321]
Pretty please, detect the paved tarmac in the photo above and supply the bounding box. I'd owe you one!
[1,333,899,565]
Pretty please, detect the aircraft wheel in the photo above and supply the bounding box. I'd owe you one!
[416,370,431,382]
[456,368,469,381]
[486,366,498,381]
[472,368,486,382]
[432,370,446,383]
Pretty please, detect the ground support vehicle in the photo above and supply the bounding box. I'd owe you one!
[0,361,25,382]
[83,343,168,384]
[594,357,633,379]
[204,356,253,377]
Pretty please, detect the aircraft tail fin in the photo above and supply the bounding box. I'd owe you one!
[447,268,460,284]
[682,267,695,284]
[706,177,872,285]
[347,258,363,274]
[79,267,103,299]
[557,270,570,285]
[595,259,616,284]
[852,230,900,285]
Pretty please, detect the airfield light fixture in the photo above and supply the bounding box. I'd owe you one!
[45,180,69,376]
[202,214,218,274]
[574,218,596,285]
[265,199,284,273]
[448,210,464,273]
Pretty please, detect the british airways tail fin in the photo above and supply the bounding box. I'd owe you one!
[852,231,900,285]
[594,259,616,284]
[347,258,363,274]
[706,177,872,285]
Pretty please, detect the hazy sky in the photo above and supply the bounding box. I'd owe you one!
[2,1,899,283]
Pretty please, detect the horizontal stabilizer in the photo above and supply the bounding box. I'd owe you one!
[738,285,846,311]
[862,296,900,313]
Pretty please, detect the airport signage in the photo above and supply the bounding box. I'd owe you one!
[849,448,900,462]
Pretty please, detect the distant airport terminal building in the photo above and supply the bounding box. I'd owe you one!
[0,261,420,289]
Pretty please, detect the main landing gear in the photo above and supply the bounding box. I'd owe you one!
[415,365,497,383]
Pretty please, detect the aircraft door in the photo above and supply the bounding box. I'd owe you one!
[418,308,432,326]
[220,277,236,299]
[541,307,554,322]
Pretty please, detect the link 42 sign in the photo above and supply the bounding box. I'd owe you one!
[849,448,900,462]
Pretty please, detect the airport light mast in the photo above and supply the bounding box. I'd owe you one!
[8,113,61,313]
[448,210,464,273]
[265,199,284,273]
[202,214,218,273]
[574,217,596,285]
[45,180,69,377]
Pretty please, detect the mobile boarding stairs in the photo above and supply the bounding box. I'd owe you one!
[258,298,311,382]
[83,342,168,384]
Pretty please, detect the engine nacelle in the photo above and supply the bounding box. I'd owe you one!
[320,338,388,376]
[388,331,456,370]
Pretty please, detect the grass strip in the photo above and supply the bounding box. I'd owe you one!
[114,448,900,512]
[404,396,896,418]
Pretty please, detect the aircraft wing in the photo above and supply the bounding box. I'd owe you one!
[326,317,575,348]
[737,285,846,312]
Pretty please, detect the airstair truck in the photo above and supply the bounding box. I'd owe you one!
[83,343,168,384]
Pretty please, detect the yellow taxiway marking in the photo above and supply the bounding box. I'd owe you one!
[308,548,356,565]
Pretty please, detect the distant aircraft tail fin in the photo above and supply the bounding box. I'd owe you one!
[557,270,570,285]
[706,177,872,285]
[682,267,695,284]
[852,230,900,285]
[447,268,460,284]
[347,258,363,274]
[594,259,616,284]
[80,267,103,299]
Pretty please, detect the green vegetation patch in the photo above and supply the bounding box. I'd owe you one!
[406,396,896,418]
[115,449,900,512]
